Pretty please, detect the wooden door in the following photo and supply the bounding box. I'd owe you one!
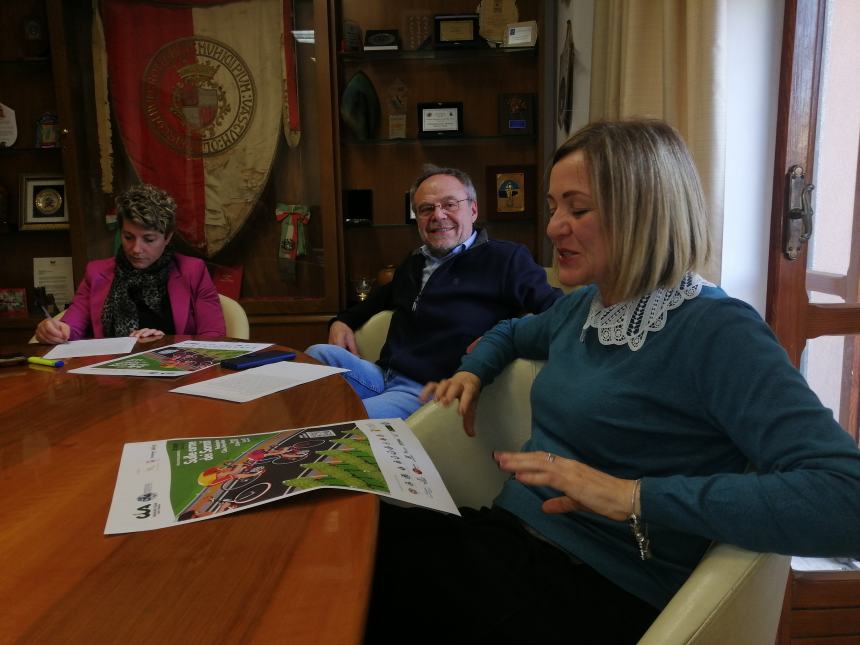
[767,1,860,641]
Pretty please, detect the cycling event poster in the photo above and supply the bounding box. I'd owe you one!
[70,340,272,377]
[104,418,459,534]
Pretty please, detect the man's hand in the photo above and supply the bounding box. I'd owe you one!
[329,320,359,355]
[421,371,482,436]
[35,318,71,345]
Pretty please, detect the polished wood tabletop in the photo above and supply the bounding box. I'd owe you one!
[0,337,377,644]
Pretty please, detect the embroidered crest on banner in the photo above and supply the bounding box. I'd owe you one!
[143,37,256,158]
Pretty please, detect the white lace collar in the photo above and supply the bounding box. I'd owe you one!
[580,273,714,351]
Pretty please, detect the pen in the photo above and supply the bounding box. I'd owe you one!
[28,357,64,368]
[39,305,69,344]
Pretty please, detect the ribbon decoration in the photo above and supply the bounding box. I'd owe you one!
[275,203,310,261]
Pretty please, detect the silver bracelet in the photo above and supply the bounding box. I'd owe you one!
[628,479,651,560]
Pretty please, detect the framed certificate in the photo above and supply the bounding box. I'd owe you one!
[417,102,463,138]
[433,14,480,48]
[19,174,69,231]
[502,20,538,48]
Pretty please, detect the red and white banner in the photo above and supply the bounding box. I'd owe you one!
[100,0,295,256]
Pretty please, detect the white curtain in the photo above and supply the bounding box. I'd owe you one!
[589,0,727,279]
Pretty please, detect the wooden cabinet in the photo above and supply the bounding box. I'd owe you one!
[0,0,106,344]
[331,1,550,302]
[779,570,860,643]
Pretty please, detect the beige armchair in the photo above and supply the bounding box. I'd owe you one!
[353,310,393,363]
[638,543,788,644]
[218,294,250,340]
[408,359,788,644]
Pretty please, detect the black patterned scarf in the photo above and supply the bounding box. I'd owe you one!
[101,249,174,337]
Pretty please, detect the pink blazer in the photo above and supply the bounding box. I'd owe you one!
[62,254,226,340]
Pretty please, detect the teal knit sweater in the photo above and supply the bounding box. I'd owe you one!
[459,281,860,609]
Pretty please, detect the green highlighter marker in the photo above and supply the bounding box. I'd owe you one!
[28,357,64,368]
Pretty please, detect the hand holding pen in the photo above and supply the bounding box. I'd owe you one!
[34,306,71,345]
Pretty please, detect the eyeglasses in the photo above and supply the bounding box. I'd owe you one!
[415,198,471,218]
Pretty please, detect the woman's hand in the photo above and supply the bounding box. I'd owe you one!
[35,318,71,345]
[129,328,165,340]
[329,320,358,355]
[494,450,639,522]
[421,371,482,437]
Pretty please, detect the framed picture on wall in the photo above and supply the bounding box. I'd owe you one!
[417,102,463,138]
[557,20,574,134]
[498,93,535,136]
[485,165,536,221]
[404,192,416,224]
[0,287,28,318]
[19,174,68,231]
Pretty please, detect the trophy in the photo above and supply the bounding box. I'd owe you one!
[353,276,374,302]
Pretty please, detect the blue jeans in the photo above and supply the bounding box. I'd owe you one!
[305,344,425,419]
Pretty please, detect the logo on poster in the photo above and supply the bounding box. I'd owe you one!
[135,504,152,519]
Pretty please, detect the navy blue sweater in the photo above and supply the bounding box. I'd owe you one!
[336,230,562,384]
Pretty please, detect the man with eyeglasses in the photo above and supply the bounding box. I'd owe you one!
[306,164,562,419]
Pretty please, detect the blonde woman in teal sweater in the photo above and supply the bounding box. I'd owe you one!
[365,120,860,644]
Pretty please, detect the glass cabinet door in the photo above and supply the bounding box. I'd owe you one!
[99,0,340,319]
[217,0,341,317]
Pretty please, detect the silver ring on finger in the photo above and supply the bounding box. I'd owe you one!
[545,452,556,464]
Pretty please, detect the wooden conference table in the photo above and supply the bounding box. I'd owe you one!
[0,337,377,644]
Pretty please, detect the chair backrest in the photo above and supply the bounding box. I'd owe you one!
[28,310,66,344]
[354,309,537,508]
[407,358,541,509]
[218,294,250,340]
[405,350,789,643]
[354,310,393,362]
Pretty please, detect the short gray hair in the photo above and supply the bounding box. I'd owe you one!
[409,164,477,208]
[116,184,177,235]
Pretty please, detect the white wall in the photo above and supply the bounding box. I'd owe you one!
[721,0,784,314]
[554,0,785,314]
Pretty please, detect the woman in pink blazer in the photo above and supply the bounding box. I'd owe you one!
[34,184,225,344]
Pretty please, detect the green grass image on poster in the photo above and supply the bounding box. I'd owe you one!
[284,446,388,493]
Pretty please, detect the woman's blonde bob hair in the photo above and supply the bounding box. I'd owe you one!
[550,119,712,302]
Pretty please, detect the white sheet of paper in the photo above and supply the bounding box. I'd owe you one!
[33,257,75,309]
[170,361,348,403]
[44,337,137,359]
[791,556,860,572]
